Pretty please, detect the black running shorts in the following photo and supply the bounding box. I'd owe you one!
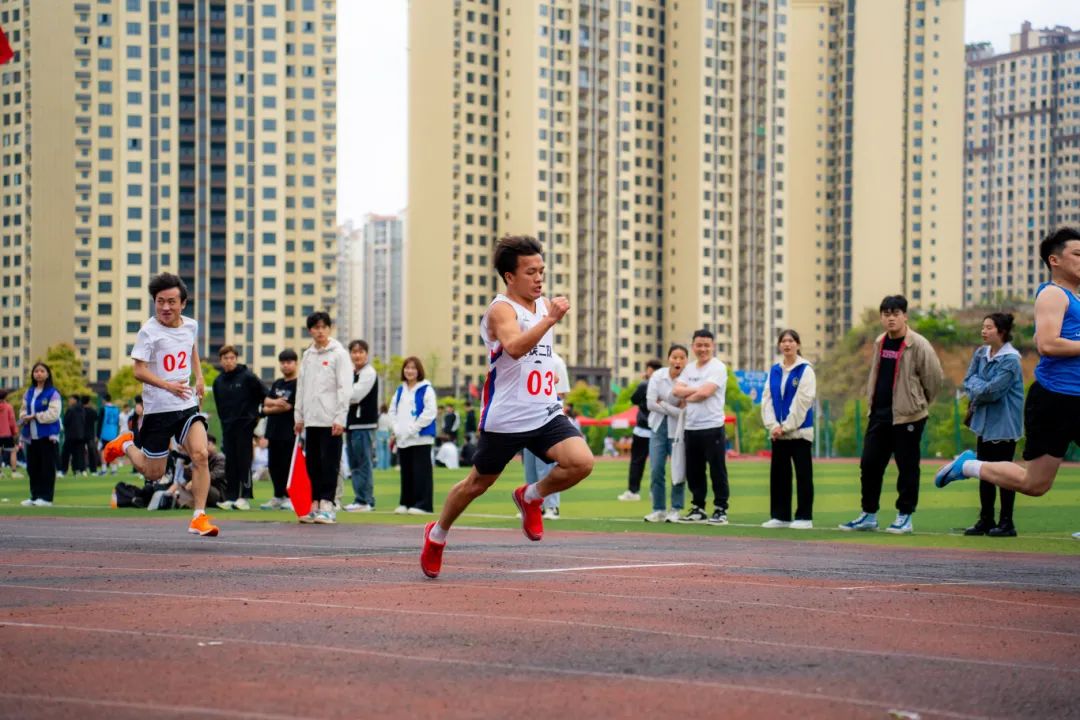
[1022,381,1080,461]
[472,414,583,476]
[138,407,207,459]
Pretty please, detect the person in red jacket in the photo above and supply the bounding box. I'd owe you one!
[0,389,20,479]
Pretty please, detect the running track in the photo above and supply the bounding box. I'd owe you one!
[0,516,1077,719]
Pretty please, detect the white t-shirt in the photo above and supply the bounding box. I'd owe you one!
[552,353,570,395]
[131,316,199,415]
[682,357,728,430]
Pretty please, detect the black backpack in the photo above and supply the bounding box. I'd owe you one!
[113,482,143,508]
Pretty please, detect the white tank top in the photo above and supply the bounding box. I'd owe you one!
[479,294,563,433]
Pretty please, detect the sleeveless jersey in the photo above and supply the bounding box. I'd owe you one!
[479,294,562,433]
[130,316,199,415]
[1034,282,1080,396]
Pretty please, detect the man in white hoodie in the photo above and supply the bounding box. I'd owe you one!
[293,311,352,524]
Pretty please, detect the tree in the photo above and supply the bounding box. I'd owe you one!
[12,343,94,414]
[107,367,141,406]
[371,355,405,402]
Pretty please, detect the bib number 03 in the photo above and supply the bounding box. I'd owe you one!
[521,368,556,403]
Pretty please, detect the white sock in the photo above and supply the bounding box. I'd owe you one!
[962,460,984,479]
[193,509,205,518]
[428,523,448,544]
[524,484,544,503]
[121,440,133,453]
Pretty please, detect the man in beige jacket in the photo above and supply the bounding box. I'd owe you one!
[840,295,944,535]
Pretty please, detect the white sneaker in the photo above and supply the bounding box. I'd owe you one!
[260,497,284,510]
[665,510,681,523]
[761,518,791,529]
[617,491,641,502]
[298,510,317,524]
[20,498,34,507]
[1071,531,1079,540]
[393,505,408,515]
[280,498,294,511]
[643,510,667,523]
[406,507,430,515]
[344,502,371,512]
[790,519,814,530]
[233,498,251,511]
[542,507,560,520]
[33,499,52,507]
[216,500,235,511]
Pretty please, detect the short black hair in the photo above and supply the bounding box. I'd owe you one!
[667,343,689,358]
[0,389,7,401]
[278,348,298,362]
[984,312,1015,343]
[81,395,92,405]
[206,434,217,444]
[493,235,543,284]
[777,328,802,346]
[306,311,332,330]
[646,359,663,371]
[134,394,143,403]
[692,328,714,341]
[30,362,54,390]
[879,295,908,314]
[1039,227,1080,272]
[348,339,369,352]
[104,393,112,402]
[148,272,189,302]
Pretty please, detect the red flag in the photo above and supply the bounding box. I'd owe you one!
[0,26,14,65]
[286,436,312,518]
[468,381,480,399]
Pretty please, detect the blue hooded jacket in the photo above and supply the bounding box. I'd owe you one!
[962,342,1024,442]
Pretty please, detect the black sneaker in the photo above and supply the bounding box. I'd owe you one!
[987,520,1017,537]
[963,518,994,536]
[679,507,708,523]
[707,509,729,525]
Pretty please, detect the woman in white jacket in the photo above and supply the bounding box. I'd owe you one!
[390,356,438,514]
[643,345,689,523]
[760,329,816,529]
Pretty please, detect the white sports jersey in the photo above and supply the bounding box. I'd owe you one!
[479,294,562,433]
[130,316,199,415]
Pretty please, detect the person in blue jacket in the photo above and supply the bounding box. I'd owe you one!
[18,362,62,506]
[961,313,1025,537]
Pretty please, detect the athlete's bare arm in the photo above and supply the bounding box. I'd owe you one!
[489,296,570,359]
[1034,287,1080,357]
[133,359,191,400]
[191,344,205,400]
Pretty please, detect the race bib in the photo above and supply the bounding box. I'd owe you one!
[518,360,558,404]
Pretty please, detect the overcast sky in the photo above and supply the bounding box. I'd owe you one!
[336,0,1077,224]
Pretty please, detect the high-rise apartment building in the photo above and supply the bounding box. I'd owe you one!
[963,23,1080,306]
[408,0,789,389]
[360,212,405,361]
[338,219,363,343]
[0,0,336,388]
[787,0,964,359]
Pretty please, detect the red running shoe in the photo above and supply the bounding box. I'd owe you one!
[512,485,544,542]
[420,522,445,579]
[102,432,133,465]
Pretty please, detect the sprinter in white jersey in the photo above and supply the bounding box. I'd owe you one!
[420,235,595,578]
[102,273,218,537]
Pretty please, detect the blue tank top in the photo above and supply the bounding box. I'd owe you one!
[1033,282,1080,396]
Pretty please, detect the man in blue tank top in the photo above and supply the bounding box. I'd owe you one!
[937,228,1080,512]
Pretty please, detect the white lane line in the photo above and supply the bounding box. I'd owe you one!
[0,583,1074,674]
[0,621,993,720]
[0,533,414,554]
[0,692,311,720]
[513,562,702,574]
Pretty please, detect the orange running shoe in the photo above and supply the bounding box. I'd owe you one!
[188,514,219,537]
[102,432,134,465]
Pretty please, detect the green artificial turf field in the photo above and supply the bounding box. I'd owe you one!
[1,458,1077,555]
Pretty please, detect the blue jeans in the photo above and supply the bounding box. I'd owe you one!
[649,420,685,512]
[522,449,559,510]
[375,430,391,470]
[346,429,375,506]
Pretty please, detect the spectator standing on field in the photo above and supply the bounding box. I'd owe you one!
[294,311,352,524]
[643,345,689,523]
[19,362,62,506]
[672,329,730,525]
[81,396,101,475]
[391,356,438,515]
[619,360,662,501]
[260,349,299,511]
[98,394,122,475]
[212,345,267,511]
[840,295,944,535]
[0,389,21,480]
[60,396,88,476]
[463,400,478,442]
[960,313,1025,538]
[376,404,393,470]
[760,329,816,530]
[344,339,378,512]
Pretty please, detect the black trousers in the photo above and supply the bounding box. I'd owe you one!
[268,435,294,499]
[61,438,87,473]
[684,426,729,512]
[86,440,101,473]
[976,438,1017,523]
[398,445,434,512]
[222,421,257,501]
[770,439,814,521]
[859,417,926,515]
[627,434,650,493]
[27,439,57,501]
[303,427,342,503]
